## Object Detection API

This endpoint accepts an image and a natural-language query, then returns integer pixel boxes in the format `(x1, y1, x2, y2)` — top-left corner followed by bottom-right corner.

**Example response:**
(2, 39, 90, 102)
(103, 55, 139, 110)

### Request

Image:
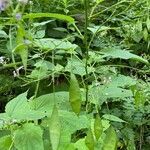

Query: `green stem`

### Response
(52, 50, 56, 104)
(73, 23, 84, 39)
(9, 26, 17, 71)
(84, 0, 89, 106)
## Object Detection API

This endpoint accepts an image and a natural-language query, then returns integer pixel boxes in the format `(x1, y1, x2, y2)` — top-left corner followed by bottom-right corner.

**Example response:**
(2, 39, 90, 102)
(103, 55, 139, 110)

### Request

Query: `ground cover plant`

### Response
(0, 0, 150, 150)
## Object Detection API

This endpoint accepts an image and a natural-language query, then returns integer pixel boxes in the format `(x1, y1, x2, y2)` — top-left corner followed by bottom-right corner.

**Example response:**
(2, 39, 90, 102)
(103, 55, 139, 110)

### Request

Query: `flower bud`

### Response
(0, 0, 9, 12)
(15, 13, 22, 20)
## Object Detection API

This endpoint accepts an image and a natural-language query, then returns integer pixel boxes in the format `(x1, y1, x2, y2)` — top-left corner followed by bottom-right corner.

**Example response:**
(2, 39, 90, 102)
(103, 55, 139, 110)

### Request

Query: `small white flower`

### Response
(13, 66, 24, 77)
(0, 56, 5, 64)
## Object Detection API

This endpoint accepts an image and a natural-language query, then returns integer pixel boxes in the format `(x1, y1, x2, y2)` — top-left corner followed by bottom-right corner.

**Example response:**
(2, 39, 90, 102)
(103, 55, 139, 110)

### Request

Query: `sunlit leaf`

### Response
(100, 47, 149, 64)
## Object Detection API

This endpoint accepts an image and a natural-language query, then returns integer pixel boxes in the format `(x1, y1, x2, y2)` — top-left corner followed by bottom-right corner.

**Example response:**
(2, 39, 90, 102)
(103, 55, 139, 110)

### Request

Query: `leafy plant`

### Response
(0, 0, 149, 150)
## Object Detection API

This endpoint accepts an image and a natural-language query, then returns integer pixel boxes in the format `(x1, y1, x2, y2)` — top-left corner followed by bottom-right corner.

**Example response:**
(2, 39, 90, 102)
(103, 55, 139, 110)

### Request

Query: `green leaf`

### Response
(85, 129, 95, 150)
(74, 139, 88, 150)
(49, 105, 61, 150)
(30, 92, 71, 115)
(23, 13, 74, 23)
(0, 135, 12, 150)
(69, 73, 81, 115)
(34, 38, 77, 51)
(13, 123, 44, 150)
(5, 92, 45, 120)
(100, 47, 149, 64)
(65, 57, 86, 76)
(60, 111, 89, 134)
(102, 114, 126, 123)
(94, 115, 103, 140)
(5, 92, 28, 117)
(102, 126, 117, 150)
(108, 74, 136, 87)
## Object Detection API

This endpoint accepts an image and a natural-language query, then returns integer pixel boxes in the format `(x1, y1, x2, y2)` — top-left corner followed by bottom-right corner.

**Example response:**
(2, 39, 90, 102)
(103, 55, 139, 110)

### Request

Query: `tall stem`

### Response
(84, 0, 89, 106)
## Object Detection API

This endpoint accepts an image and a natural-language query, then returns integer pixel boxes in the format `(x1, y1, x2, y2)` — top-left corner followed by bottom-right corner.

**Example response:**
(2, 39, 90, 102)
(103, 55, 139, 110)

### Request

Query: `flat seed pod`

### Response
(49, 105, 61, 150)
(94, 114, 103, 140)
(85, 129, 95, 150)
(69, 73, 81, 115)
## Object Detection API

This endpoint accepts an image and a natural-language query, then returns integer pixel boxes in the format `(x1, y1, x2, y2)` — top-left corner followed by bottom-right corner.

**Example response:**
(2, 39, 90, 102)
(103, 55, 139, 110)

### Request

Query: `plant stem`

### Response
(9, 26, 17, 71)
(84, 0, 89, 106)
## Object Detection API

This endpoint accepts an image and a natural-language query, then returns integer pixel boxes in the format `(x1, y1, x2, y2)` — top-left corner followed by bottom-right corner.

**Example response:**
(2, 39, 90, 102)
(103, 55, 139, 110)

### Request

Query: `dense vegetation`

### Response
(0, 0, 150, 149)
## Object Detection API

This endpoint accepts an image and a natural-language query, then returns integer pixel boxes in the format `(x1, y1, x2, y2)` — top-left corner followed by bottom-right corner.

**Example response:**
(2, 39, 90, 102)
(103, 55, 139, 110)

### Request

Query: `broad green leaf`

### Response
(100, 47, 149, 64)
(23, 13, 74, 23)
(94, 115, 103, 140)
(5, 92, 28, 117)
(30, 92, 71, 115)
(85, 129, 95, 150)
(89, 85, 133, 105)
(34, 38, 77, 51)
(60, 111, 89, 134)
(5, 92, 45, 120)
(108, 74, 136, 87)
(102, 114, 126, 123)
(49, 105, 61, 150)
(58, 111, 89, 149)
(0, 135, 12, 150)
(102, 126, 117, 150)
(69, 73, 81, 115)
(65, 57, 86, 76)
(13, 123, 44, 150)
